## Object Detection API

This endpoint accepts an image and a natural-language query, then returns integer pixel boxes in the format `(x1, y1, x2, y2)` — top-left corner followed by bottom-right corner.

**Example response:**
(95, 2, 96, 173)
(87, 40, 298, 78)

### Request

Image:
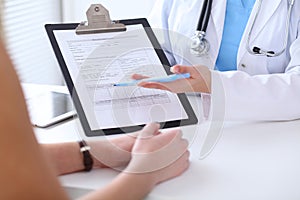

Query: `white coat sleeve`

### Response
(210, 35, 300, 121)
(148, 0, 176, 66)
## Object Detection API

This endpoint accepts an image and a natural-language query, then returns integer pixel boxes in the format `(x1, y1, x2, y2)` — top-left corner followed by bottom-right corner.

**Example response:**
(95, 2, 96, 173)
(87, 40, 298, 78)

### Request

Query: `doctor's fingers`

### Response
(172, 65, 211, 93)
(131, 74, 149, 80)
(132, 65, 201, 81)
(138, 78, 196, 93)
(171, 65, 207, 77)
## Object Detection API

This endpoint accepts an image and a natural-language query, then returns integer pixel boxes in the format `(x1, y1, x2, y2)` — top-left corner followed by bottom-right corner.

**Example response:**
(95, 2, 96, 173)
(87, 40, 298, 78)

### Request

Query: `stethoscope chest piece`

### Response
(190, 31, 210, 56)
(190, 0, 213, 56)
(190, 0, 294, 58)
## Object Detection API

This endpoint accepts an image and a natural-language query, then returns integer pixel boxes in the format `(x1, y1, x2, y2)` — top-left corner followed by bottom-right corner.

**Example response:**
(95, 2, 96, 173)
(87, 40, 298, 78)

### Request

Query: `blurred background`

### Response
(0, 0, 156, 85)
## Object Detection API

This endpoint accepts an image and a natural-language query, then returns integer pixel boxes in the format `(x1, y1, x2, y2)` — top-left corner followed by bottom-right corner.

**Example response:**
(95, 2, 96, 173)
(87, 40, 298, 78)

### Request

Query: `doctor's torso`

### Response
(150, 0, 300, 75)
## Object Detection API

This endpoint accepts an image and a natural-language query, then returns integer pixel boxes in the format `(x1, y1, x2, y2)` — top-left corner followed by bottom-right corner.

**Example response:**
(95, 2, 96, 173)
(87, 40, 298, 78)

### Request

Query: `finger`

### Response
(153, 130, 162, 136)
(129, 126, 161, 139)
(171, 65, 200, 77)
(170, 65, 182, 73)
(131, 74, 149, 80)
(178, 138, 189, 150)
(157, 150, 190, 183)
(139, 79, 194, 93)
(183, 150, 190, 160)
(138, 82, 172, 91)
(157, 128, 183, 147)
(177, 151, 190, 173)
(138, 122, 160, 139)
(170, 129, 186, 147)
(165, 127, 183, 139)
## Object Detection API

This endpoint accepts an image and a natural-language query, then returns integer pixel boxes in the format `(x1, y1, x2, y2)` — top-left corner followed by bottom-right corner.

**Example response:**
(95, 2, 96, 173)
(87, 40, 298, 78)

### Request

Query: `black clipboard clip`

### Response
(75, 4, 126, 35)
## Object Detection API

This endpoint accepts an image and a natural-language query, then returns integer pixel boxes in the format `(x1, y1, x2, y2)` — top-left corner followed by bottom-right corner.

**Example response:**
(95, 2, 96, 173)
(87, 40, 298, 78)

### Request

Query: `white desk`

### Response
(35, 119, 300, 200)
(30, 85, 300, 200)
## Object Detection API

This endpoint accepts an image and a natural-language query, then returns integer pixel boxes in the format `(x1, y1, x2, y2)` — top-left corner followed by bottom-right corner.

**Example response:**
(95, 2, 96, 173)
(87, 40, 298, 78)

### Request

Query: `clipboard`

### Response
(45, 4, 198, 136)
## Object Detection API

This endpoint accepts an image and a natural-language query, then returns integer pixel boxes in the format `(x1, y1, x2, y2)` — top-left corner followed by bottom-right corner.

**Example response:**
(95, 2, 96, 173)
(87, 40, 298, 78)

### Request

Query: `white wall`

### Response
(62, 0, 156, 22)
(2, 0, 63, 84)
(2, 0, 157, 84)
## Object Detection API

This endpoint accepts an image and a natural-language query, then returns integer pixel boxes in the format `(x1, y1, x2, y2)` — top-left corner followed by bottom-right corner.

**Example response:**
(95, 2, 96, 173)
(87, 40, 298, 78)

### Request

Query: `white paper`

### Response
(54, 25, 188, 130)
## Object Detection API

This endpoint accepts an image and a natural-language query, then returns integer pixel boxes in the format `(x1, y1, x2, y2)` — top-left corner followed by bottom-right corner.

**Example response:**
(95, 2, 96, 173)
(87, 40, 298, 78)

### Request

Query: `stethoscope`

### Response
(190, 0, 295, 57)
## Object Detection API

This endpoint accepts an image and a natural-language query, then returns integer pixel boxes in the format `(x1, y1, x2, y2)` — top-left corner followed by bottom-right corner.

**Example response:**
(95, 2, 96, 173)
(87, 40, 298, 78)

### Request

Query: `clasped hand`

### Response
(90, 123, 190, 186)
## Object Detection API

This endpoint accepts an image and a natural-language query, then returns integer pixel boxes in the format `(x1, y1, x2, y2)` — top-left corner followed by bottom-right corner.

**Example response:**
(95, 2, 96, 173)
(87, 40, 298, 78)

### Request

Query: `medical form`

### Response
(53, 24, 190, 130)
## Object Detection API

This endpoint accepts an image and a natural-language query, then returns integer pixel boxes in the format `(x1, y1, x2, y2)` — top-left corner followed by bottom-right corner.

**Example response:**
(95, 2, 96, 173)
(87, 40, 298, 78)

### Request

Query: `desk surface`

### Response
(30, 85, 300, 200)
(35, 119, 300, 200)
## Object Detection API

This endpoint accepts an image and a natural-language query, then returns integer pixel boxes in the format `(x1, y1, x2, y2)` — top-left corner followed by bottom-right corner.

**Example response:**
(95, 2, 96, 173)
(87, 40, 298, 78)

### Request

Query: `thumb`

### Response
(138, 122, 160, 139)
(170, 65, 190, 74)
(171, 65, 199, 77)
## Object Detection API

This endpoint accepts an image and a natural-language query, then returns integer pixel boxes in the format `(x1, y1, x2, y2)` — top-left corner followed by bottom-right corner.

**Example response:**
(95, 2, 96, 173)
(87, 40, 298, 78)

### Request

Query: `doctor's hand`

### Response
(132, 65, 211, 94)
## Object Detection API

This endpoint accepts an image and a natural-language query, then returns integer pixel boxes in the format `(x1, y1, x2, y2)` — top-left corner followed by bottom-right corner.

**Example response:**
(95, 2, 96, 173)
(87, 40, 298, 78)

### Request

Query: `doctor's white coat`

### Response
(149, 0, 300, 121)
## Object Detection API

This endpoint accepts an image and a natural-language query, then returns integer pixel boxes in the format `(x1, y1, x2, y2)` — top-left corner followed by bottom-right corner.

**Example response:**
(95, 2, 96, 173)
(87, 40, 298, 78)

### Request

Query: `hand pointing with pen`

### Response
(132, 65, 212, 94)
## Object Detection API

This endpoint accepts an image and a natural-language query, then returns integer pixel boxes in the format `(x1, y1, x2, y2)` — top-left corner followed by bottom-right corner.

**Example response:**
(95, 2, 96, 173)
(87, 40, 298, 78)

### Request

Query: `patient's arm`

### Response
(42, 134, 136, 175)
(0, 40, 69, 200)
(0, 39, 189, 200)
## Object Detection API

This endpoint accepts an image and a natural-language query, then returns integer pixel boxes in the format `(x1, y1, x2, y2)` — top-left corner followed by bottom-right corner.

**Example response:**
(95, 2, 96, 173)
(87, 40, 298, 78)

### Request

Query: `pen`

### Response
(113, 73, 190, 86)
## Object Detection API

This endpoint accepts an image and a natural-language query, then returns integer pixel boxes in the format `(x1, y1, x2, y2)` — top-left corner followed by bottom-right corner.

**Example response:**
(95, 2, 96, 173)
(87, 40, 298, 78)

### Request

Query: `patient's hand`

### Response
(125, 123, 190, 186)
(88, 133, 137, 170)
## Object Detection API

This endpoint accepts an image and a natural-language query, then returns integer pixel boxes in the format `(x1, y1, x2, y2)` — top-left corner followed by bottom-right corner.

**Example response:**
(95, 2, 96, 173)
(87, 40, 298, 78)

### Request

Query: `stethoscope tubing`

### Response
(197, 0, 213, 32)
(192, 0, 295, 57)
(246, 0, 294, 57)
